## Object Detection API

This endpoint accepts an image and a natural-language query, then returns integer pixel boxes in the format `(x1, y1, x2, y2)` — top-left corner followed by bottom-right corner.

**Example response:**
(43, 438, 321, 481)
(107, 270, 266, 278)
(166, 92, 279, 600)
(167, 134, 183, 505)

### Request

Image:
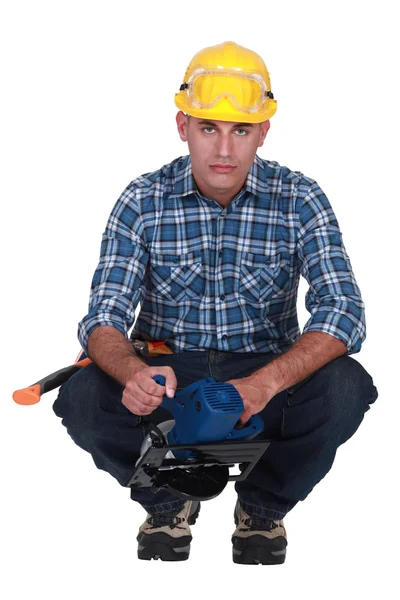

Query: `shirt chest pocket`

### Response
(239, 253, 292, 303)
(148, 252, 205, 302)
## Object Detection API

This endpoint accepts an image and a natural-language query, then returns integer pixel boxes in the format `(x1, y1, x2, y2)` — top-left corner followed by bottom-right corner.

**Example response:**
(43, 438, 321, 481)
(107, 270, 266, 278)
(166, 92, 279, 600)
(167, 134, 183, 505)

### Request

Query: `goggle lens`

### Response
(183, 70, 269, 113)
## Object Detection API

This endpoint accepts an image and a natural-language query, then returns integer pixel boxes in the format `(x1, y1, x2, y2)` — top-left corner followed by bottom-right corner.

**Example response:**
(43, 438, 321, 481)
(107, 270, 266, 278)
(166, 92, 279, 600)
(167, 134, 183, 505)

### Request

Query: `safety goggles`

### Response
(179, 68, 274, 114)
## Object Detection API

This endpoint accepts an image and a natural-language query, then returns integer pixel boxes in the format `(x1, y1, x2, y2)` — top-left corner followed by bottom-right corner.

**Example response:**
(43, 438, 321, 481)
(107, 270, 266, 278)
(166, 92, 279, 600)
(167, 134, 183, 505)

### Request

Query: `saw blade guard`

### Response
(135, 420, 176, 467)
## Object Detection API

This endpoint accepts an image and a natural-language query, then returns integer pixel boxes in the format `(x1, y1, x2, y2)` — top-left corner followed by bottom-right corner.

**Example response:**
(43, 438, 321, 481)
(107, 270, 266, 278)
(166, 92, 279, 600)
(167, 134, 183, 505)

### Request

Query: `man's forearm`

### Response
(250, 331, 347, 395)
(87, 326, 146, 386)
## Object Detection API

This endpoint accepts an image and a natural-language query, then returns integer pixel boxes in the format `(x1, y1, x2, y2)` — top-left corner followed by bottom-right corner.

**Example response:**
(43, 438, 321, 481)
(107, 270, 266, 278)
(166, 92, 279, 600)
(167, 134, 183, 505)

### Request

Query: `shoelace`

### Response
(240, 516, 279, 532)
(147, 515, 185, 530)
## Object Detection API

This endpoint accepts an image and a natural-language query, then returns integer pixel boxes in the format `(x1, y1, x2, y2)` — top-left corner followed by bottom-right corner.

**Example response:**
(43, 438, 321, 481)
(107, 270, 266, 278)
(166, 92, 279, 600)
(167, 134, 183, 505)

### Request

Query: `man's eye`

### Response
(235, 129, 247, 136)
(203, 127, 216, 134)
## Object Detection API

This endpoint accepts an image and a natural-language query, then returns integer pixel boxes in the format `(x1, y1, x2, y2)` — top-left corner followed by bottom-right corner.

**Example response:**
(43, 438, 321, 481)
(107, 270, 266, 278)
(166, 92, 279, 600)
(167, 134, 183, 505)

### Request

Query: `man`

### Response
(53, 41, 378, 565)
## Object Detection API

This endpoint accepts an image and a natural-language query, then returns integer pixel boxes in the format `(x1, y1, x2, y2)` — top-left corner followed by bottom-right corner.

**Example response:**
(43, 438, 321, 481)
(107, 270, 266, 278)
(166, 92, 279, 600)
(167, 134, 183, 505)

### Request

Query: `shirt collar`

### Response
(243, 154, 270, 199)
(170, 156, 198, 198)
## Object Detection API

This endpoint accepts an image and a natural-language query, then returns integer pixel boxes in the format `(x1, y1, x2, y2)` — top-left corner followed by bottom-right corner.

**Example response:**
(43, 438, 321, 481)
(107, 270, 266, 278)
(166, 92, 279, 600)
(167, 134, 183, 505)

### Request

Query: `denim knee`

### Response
(285, 355, 377, 441)
(312, 355, 378, 439)
(53, 363, 142, 479)
(53, 362, 124, 428)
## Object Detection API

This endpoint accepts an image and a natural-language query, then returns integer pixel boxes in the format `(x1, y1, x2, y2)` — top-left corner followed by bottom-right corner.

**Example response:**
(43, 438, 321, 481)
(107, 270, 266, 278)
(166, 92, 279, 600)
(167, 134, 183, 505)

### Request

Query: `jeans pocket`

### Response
(286, 373, 316, 405)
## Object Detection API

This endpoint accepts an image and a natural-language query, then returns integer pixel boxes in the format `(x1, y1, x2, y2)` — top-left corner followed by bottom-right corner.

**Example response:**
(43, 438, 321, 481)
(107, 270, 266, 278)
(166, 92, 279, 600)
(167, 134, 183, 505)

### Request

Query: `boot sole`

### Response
(137, 532, 192, 561)
(137, 502, 201, 561)
(232, 535, 287, 565)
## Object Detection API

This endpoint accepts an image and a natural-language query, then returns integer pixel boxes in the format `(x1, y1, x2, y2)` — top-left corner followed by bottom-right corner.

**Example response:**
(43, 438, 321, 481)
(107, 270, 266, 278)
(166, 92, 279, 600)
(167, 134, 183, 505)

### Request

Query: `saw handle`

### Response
(153, 374, 179, 414)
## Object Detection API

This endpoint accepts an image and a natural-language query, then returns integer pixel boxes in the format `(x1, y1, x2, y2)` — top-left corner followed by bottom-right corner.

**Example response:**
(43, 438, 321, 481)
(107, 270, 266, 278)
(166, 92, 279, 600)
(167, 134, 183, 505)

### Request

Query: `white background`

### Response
(1, 1, 398, 598)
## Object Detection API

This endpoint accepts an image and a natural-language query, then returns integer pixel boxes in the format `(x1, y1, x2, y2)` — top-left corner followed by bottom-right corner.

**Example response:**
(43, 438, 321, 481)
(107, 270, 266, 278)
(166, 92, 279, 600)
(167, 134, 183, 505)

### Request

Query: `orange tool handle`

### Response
(12, 357, 92, 405)
(146, 341, 173, 355)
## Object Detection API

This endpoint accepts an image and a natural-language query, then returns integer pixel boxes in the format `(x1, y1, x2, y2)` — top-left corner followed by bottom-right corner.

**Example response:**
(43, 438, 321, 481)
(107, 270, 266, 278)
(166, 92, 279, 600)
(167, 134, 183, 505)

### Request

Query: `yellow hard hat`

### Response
(175, 41, 277, 123)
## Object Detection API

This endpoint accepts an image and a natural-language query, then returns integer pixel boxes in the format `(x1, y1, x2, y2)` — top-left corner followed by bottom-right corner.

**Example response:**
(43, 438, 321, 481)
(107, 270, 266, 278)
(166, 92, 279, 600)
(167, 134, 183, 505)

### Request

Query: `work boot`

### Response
(232, 500, 287, 565)
(137, 500, 200, 561)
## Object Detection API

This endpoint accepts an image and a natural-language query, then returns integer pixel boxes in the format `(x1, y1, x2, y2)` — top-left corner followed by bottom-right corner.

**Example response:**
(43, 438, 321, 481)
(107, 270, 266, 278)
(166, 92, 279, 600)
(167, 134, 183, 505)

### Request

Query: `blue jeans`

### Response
(53, 350, 377, 519)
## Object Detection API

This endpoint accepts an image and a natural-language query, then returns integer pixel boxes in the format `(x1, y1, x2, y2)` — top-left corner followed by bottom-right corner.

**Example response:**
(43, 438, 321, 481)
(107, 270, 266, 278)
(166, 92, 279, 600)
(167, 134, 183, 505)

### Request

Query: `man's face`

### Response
(176, 112, 270, 205)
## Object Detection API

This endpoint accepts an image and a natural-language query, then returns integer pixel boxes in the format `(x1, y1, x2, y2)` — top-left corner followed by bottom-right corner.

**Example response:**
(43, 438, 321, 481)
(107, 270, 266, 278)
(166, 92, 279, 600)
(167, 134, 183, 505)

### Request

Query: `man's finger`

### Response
(164, 370, 177, 397)
(137, 377, 165, 397)
(165, 385, 176, 398)
(239, 408, 252, 426)
(122, 392, 162, 416)
(124, 383, 163, 409)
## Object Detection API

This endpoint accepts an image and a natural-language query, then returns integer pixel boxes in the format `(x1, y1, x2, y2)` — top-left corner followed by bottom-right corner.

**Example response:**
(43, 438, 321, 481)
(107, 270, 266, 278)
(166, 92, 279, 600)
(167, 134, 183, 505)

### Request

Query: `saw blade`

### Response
(154, 464, 230, 500)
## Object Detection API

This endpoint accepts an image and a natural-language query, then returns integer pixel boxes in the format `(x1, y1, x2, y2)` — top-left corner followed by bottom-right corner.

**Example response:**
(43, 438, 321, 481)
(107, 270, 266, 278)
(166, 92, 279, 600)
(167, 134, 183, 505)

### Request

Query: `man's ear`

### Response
(258, 120, 270, 147)
(176, 111, 189, 142)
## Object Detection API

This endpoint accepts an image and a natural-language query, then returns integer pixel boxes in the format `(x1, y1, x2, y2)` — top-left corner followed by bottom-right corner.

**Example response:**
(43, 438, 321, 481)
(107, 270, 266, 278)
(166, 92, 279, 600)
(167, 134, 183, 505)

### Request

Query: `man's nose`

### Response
(215, 133, 233, 158)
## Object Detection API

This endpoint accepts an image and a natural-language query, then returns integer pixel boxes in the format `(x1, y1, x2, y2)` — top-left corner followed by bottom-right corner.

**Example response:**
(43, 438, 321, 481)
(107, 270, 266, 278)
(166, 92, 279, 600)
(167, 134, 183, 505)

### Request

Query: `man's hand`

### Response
(227, 374, 277, 426)
(122, 365, 177, 416)
(227, 332, 348, 425)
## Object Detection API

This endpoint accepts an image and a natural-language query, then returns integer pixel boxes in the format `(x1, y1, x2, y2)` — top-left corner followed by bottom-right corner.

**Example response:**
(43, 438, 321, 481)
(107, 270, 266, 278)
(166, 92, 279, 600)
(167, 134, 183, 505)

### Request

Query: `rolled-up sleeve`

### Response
(297, 181, 366, 354)
(78, 187, 149, 355)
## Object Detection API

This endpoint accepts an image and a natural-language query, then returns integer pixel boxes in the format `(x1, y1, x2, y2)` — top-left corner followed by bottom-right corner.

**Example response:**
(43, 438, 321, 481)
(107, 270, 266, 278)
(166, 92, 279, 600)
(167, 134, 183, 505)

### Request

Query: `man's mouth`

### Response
(210, 164, 237, 173)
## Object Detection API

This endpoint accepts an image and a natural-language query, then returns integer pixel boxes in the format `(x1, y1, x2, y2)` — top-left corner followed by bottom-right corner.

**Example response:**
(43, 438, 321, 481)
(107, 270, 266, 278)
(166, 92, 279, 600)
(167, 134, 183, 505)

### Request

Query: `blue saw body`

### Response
(153, 375, 264, 447)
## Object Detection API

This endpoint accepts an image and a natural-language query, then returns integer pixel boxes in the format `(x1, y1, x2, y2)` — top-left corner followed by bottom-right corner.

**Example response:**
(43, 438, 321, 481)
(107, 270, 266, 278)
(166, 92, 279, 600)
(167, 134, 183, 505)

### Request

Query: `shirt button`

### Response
(220, 294, 225, 301)
(221, 334, 227, 341)
(218, 251, 223, 257)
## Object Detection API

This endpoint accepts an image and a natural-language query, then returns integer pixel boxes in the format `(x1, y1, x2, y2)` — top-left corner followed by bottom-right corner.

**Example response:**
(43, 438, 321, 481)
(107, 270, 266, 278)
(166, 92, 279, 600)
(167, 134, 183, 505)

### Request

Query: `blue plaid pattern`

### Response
(78, 154, 365, 355)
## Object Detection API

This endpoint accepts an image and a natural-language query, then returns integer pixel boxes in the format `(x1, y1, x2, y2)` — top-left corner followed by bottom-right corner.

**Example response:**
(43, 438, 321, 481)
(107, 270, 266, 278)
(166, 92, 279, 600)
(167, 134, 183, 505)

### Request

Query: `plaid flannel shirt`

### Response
(78, 154, 366, 355)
